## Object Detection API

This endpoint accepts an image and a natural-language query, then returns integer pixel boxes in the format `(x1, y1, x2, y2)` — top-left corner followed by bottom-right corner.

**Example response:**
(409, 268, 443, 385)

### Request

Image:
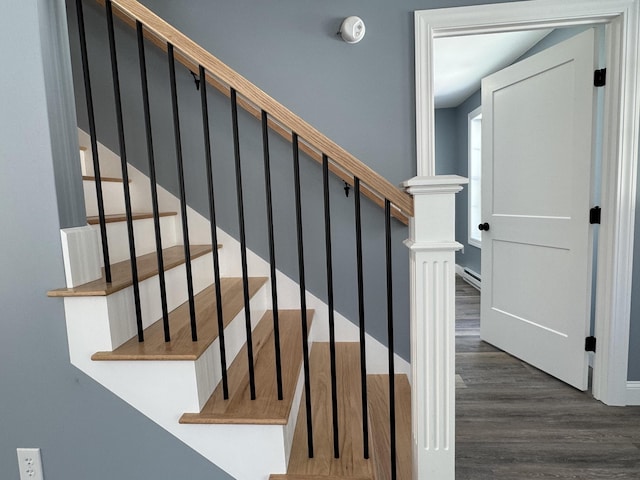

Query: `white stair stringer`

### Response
(62, 131, 411, 479)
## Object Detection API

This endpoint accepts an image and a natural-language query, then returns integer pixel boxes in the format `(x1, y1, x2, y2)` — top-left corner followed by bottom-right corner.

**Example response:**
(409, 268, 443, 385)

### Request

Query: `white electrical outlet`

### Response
(16, 448, 44, 480)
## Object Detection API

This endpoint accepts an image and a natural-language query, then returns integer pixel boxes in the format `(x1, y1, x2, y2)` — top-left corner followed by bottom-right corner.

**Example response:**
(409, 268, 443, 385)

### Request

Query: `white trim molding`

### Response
(456, 265, 481, 291)
(403, 175, 467, 479)
(60, 226, 101, 287)
(627, 381, 640, 405)
(415, 0, 640, 407)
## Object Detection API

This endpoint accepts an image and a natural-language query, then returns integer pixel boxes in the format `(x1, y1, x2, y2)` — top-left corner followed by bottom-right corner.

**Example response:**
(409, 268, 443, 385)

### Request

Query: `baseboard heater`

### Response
(462, 268, 481, 291)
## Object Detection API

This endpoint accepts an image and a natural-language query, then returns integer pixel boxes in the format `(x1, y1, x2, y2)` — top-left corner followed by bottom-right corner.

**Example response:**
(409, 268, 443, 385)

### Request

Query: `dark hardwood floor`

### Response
(455, 276, 640, 479)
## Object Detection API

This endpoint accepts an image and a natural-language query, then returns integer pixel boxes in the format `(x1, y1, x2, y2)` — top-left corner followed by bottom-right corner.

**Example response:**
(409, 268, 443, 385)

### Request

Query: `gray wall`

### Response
(0, 1, 233, 478)
(434, 108, 458, 175)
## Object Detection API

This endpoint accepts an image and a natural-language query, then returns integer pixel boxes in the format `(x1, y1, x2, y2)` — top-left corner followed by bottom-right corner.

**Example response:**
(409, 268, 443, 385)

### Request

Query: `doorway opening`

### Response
(416, 0, 640, 407)
(438, 26, 603, 392)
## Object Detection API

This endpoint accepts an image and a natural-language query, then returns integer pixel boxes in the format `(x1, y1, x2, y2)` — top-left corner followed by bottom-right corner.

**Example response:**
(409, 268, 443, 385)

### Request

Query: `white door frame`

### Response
(415, 0, 640, 406)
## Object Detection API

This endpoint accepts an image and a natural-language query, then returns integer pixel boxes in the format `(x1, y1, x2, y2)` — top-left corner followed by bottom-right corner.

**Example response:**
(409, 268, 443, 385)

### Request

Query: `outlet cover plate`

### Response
(17, 448, 44, 480)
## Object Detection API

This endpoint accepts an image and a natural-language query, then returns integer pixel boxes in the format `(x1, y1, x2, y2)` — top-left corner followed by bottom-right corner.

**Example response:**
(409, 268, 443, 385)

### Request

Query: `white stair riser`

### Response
(193, 284, 268, 409)
(103, 252, 215, 349)
(64, 279, 268, 412)
(64, 295, 203, 411)
(94, 216, 177, 265)
(83, 180, 127, 217)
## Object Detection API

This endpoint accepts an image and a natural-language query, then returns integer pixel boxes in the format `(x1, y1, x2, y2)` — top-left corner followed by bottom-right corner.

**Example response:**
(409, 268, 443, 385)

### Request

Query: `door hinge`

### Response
(594, 68, 606, 87)
(585, 336, 597, 352)
(590, 206, 601, 224)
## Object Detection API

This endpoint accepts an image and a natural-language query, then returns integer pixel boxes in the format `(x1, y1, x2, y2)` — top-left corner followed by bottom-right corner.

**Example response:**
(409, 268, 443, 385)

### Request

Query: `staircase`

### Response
(49, 1, 419, 478)
(50, 134, 411, 479)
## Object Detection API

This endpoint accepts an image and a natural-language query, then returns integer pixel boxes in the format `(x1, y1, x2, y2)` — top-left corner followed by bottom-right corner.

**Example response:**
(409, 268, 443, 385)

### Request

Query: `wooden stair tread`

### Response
(47, 244, 214, 297)
(180, 309, 312, 425)
(87, 211, 177, 224)
(285, 343, 373, 478)
(82, 175, 130, 183)
(92, 277, 267, 361)
(367, 374, 412, 480)
(270, 476, 371, 480)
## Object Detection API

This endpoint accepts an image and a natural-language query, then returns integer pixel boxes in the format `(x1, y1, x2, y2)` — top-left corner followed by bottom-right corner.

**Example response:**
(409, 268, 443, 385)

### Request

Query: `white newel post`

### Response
(403, 175, 467, 480)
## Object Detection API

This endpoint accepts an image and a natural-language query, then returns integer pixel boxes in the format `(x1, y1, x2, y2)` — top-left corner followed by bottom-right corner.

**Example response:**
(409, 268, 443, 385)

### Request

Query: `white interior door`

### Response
(480, 29, 597, 391)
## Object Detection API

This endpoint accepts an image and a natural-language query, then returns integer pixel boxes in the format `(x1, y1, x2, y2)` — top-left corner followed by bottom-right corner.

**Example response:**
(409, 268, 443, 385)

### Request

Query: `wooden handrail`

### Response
(100, 0, 413, 222)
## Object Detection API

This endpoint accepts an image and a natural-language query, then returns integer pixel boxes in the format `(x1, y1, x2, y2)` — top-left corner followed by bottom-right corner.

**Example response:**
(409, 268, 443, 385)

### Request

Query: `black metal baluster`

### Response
(75, 0, 112, 283)
(230, 89, 256, 400)
(105, 0, 143, 341)
(200, 65, 229, 399)
(292, 133, 314, 458)
(385, 199, 397, 480)
(322, 154, 340, 459)
(168, 44, 197, 341)
(261, 110, 283, 401)
(354, 178, 370, 459)
(136, 21, 170, 341)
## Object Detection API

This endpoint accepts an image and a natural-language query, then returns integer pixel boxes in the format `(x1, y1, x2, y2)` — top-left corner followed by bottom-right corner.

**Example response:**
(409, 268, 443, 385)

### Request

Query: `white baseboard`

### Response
(455, 264, 481, 291)
(626, 381, 640, 405)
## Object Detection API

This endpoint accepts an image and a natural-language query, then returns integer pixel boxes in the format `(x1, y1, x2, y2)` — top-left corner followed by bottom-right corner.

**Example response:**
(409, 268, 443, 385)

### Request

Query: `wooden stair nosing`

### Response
(270, 476, 372, 480)
(179, 309, 313, 426)
(86, 211, 177, 225)
(82, 175, 130, 183)
(47, 244, 215, 297)
(367, 374, 412, 480)
(91, 276, 268, 361)
(284, 342, 374, 478)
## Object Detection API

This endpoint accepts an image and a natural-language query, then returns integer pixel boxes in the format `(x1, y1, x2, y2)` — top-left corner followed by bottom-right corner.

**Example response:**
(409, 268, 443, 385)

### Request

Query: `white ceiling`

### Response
(433, 29, 552, 108)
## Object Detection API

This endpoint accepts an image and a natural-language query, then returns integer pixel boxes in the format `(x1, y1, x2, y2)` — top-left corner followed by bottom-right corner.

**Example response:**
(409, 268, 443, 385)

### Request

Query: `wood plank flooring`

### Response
(455, 276, 640, 479)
